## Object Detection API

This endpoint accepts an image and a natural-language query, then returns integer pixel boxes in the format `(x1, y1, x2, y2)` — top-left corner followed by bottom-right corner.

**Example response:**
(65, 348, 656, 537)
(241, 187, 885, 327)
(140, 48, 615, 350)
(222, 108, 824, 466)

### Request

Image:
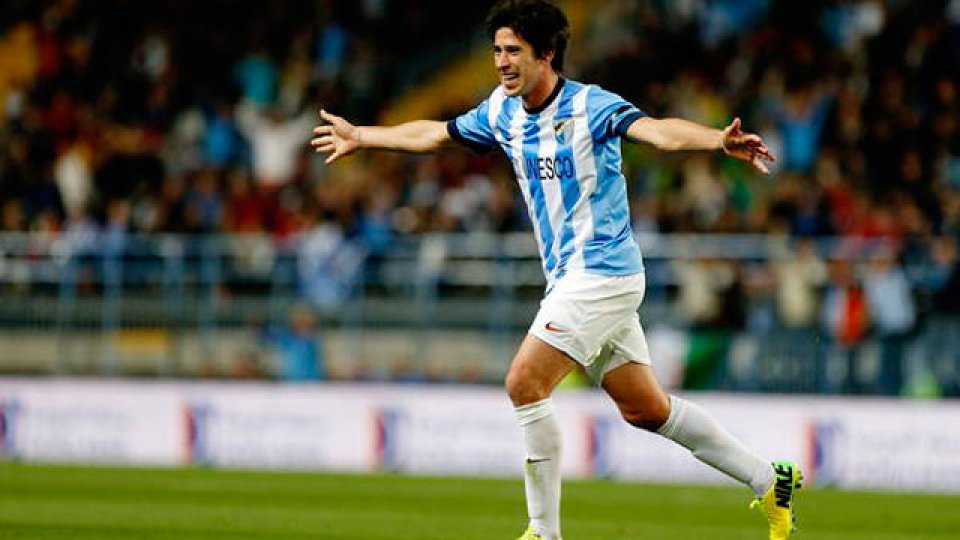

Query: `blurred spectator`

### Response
(162, 107, 205, 174)
(262, 303, 325, 382)
(297, 211, 366, 310)
(862, 245, 916, 395)
(678, 154, 728, 231)
(53, 136, 93, 218)
(820, 260, 870, 393)
(765, 82, 834, 174)
(202, 102, 245, 169)
(0, 136, 34, 210)
(820, 0, 885, 53)
(926, 236, 960, 396)
(234, 44, 278, 107)
(676, 258, 744, 389)
(24, 168, 65, 228)
(773, 238, 828, 328)
(183, 170, 224, 233)
(278, 31, 313, 116)
(698, 0, 771, 48)
(932, 237, 960, 314)
(102, 198, 130, 251)
(314, 7, 348, 84)
(61, 205, 97, 256)
(1, 200, 26, 232)
(223, 168, 270, 233)
(235, 102, 313, 190)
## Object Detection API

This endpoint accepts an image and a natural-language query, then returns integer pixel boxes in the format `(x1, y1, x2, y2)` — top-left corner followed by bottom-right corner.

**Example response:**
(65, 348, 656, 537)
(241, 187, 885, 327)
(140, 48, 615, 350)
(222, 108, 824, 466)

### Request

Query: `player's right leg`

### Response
(601, 361, 801, 539)
(509, 270, 645, 540)
(505, 334, 577, 540)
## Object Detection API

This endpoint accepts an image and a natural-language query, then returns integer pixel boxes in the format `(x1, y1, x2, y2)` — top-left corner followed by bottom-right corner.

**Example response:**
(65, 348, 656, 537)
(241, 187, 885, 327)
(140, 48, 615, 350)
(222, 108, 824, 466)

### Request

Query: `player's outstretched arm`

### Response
(625, 116, 776, 174)
(310, 109, 451, 164)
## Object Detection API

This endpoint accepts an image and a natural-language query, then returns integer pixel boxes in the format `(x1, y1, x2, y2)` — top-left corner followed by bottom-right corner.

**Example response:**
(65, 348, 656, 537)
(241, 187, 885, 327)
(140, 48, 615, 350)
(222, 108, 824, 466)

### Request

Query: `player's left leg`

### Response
(601, 361, 801, 539)
(602, 362, 776, 493)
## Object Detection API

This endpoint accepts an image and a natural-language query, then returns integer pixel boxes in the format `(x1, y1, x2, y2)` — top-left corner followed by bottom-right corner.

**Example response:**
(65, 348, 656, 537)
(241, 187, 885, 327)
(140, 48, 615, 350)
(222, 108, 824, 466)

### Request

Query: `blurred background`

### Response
(1, 0, 959, 399)
(3, 6, 960, 536)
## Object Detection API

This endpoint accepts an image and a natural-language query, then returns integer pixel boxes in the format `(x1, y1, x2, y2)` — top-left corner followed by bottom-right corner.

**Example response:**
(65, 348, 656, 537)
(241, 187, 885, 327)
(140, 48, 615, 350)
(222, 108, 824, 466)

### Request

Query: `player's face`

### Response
(493, 27, 551, 98)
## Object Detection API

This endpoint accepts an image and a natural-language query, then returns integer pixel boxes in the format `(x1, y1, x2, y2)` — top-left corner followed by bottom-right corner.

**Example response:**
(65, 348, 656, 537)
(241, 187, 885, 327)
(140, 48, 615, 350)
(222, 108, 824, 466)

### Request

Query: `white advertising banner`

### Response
(0, 379, 958, 493)
(0, 381, 183, 465)
(378, 392, 524, 475)
(810, 401, 960, 492)
(375, 388, 594, 477)
(185, 385, 378, 471)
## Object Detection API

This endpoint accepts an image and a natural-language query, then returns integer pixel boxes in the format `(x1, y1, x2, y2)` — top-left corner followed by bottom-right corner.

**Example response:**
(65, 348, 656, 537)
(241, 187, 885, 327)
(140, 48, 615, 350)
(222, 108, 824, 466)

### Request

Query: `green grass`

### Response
(0, 463, 957, 539)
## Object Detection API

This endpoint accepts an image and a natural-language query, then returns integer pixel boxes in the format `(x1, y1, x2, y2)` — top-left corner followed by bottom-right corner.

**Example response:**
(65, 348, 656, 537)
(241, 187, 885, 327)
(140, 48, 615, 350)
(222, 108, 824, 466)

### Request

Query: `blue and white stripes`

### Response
(448, 79, 646, 287)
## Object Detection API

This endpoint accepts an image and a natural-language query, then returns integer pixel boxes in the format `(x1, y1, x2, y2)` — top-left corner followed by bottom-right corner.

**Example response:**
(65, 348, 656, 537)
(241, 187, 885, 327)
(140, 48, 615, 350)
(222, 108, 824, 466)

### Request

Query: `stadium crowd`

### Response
(1, 0, 960, 393)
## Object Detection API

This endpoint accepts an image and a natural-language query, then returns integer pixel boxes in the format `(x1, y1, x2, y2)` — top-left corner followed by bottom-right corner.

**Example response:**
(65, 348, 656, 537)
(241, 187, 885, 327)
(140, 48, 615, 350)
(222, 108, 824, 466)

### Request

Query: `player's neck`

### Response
(522, 71, 561, 113)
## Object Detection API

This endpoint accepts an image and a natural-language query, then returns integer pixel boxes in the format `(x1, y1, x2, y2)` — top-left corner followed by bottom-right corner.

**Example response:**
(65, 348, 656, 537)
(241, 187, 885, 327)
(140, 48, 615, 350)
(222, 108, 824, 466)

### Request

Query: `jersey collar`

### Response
(523, 77, 565, 115)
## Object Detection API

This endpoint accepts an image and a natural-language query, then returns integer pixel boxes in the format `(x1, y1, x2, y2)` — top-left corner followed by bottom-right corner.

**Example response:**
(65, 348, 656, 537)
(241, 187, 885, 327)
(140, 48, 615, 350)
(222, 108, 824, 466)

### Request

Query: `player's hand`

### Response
(311, 109, 360, 165)
(720, 118, 776, 175)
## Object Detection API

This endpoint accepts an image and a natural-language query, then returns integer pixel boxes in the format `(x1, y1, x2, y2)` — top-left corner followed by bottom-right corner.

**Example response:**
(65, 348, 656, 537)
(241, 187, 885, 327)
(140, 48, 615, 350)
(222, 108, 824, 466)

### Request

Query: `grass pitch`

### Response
(0, 463, 957, 539)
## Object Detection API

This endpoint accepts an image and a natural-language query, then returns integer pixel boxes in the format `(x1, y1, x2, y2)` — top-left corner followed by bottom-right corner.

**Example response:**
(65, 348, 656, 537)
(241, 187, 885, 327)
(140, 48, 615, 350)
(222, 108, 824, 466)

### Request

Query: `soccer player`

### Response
(310, 1, 801, 538)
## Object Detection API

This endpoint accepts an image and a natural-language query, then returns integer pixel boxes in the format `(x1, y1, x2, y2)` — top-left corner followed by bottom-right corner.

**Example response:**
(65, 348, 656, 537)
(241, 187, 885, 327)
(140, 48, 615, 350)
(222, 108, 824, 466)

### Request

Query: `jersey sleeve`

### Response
(586, 86, 646, 142)
(446, 99, 496, 154)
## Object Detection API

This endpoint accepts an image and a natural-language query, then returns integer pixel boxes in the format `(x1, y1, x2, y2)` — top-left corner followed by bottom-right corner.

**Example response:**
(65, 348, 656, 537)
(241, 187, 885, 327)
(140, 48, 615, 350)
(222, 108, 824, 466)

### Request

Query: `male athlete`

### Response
(310, 1, 801, 538)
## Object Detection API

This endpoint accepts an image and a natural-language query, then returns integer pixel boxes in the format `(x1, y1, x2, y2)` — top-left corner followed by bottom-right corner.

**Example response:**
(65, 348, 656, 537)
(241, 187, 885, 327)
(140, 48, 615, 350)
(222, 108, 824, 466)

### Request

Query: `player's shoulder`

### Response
(472, 85, 514, 118)
(557, 81, 630, 113)
(556, 78, 596, 101)
(562, 78, 587, 92)
(581, 83, 628, 106)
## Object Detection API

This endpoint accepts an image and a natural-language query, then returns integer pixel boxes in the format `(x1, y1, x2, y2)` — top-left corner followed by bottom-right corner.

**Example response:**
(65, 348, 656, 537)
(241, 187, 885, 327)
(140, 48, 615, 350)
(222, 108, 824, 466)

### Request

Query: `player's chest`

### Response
(497, 113, 590, 181)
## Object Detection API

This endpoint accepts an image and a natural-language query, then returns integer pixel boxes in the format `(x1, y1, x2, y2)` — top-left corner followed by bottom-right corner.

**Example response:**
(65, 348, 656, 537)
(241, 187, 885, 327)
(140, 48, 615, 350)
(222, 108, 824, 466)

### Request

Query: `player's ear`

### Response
(540, 49, 555, 67)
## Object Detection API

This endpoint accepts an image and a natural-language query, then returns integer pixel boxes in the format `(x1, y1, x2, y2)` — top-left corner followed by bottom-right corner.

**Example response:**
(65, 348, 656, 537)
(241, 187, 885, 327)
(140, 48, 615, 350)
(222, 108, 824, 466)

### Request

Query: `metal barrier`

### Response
(0, 231, 957, 396)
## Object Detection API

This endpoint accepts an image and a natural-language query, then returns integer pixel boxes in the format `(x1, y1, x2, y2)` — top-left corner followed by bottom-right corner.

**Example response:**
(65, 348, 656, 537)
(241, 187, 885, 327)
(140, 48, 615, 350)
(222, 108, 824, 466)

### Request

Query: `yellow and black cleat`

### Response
(752, 460, 803, 539)
(516, 524, 561, 540)
(516, 524, 544, 540)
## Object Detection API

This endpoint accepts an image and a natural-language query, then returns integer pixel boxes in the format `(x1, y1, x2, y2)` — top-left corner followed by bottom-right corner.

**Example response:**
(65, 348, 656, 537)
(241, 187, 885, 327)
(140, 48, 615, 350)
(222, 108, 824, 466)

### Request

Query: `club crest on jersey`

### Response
(554, 118, 574, 145)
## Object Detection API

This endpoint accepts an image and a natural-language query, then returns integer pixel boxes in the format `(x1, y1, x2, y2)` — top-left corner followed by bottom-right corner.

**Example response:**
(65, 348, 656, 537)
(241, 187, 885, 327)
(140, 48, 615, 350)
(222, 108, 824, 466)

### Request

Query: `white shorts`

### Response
(529, 271, 651, 384)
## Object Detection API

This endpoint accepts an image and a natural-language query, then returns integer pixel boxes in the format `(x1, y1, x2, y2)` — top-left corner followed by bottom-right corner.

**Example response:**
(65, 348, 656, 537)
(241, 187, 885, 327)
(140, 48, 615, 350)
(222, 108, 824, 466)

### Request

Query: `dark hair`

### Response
(486, 0, 570, 72)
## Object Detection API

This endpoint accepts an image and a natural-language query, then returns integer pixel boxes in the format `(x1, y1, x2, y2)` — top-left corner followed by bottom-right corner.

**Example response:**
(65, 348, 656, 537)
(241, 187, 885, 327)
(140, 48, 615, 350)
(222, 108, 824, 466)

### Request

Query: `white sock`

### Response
(515, 399, 562, 540)
(656, 395, 775, 497)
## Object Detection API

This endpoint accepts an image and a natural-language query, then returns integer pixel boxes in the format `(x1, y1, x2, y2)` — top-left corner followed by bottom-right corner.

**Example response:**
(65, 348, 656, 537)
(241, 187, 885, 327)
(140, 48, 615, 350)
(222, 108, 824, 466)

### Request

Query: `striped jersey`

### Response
(447, 78, 646, 287)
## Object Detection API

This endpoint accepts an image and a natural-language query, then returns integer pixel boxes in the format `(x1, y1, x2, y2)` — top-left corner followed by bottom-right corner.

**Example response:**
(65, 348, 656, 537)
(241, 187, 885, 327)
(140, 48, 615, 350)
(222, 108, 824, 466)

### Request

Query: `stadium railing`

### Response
(0, 231, 957, 396)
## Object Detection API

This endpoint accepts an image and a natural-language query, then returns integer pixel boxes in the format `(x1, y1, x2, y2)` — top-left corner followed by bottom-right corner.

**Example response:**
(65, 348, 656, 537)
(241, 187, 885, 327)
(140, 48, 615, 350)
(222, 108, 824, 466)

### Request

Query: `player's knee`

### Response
(620, 405, 669, 432)
(505, 371, 549, 406)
